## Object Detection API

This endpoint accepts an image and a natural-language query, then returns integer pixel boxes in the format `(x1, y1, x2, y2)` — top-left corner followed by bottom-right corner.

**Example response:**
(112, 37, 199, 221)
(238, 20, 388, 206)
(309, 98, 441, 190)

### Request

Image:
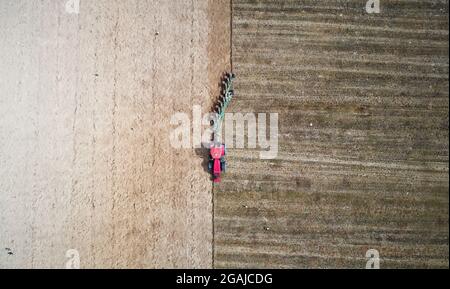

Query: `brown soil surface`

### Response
(214, 0, 449, 269)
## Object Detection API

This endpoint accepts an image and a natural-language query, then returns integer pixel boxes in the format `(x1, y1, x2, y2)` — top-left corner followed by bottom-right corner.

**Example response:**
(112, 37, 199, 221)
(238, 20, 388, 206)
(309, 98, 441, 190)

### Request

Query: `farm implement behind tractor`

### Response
(208, 72, 235, 183)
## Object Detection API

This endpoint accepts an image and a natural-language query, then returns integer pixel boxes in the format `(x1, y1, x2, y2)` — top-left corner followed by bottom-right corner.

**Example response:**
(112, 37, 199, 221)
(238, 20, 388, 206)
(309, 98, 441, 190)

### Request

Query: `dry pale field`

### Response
(0, 0, 230, 268)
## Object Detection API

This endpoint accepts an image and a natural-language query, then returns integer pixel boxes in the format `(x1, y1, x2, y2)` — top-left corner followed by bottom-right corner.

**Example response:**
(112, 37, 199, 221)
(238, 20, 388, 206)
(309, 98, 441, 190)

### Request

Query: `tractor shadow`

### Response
(195, 147, 212, 179)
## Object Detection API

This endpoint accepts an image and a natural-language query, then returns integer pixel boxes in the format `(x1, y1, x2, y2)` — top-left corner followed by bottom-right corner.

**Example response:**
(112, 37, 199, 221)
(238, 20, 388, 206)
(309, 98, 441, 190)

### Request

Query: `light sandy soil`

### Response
(0, 0, 230, 268)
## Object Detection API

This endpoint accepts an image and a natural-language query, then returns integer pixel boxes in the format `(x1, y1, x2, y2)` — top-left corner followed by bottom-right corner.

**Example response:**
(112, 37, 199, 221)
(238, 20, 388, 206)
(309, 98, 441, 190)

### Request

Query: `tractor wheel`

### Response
(221, 161, 226, 173)
(208, 161, 213, 171)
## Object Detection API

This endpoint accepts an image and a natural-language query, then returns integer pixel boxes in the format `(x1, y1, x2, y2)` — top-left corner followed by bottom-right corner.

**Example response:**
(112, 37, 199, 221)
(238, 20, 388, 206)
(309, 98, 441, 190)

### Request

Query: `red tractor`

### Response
(208, 142, 226, 183)
(208, 72, 234, 183)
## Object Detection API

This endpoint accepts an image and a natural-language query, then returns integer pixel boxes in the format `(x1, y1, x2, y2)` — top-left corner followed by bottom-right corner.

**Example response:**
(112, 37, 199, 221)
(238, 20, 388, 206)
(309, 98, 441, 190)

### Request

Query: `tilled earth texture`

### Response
(213, 0, 449, 268)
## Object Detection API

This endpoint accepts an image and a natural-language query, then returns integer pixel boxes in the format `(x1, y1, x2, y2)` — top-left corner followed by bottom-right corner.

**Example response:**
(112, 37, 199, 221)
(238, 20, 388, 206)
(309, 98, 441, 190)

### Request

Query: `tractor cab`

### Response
(208, 142, 226, 183)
